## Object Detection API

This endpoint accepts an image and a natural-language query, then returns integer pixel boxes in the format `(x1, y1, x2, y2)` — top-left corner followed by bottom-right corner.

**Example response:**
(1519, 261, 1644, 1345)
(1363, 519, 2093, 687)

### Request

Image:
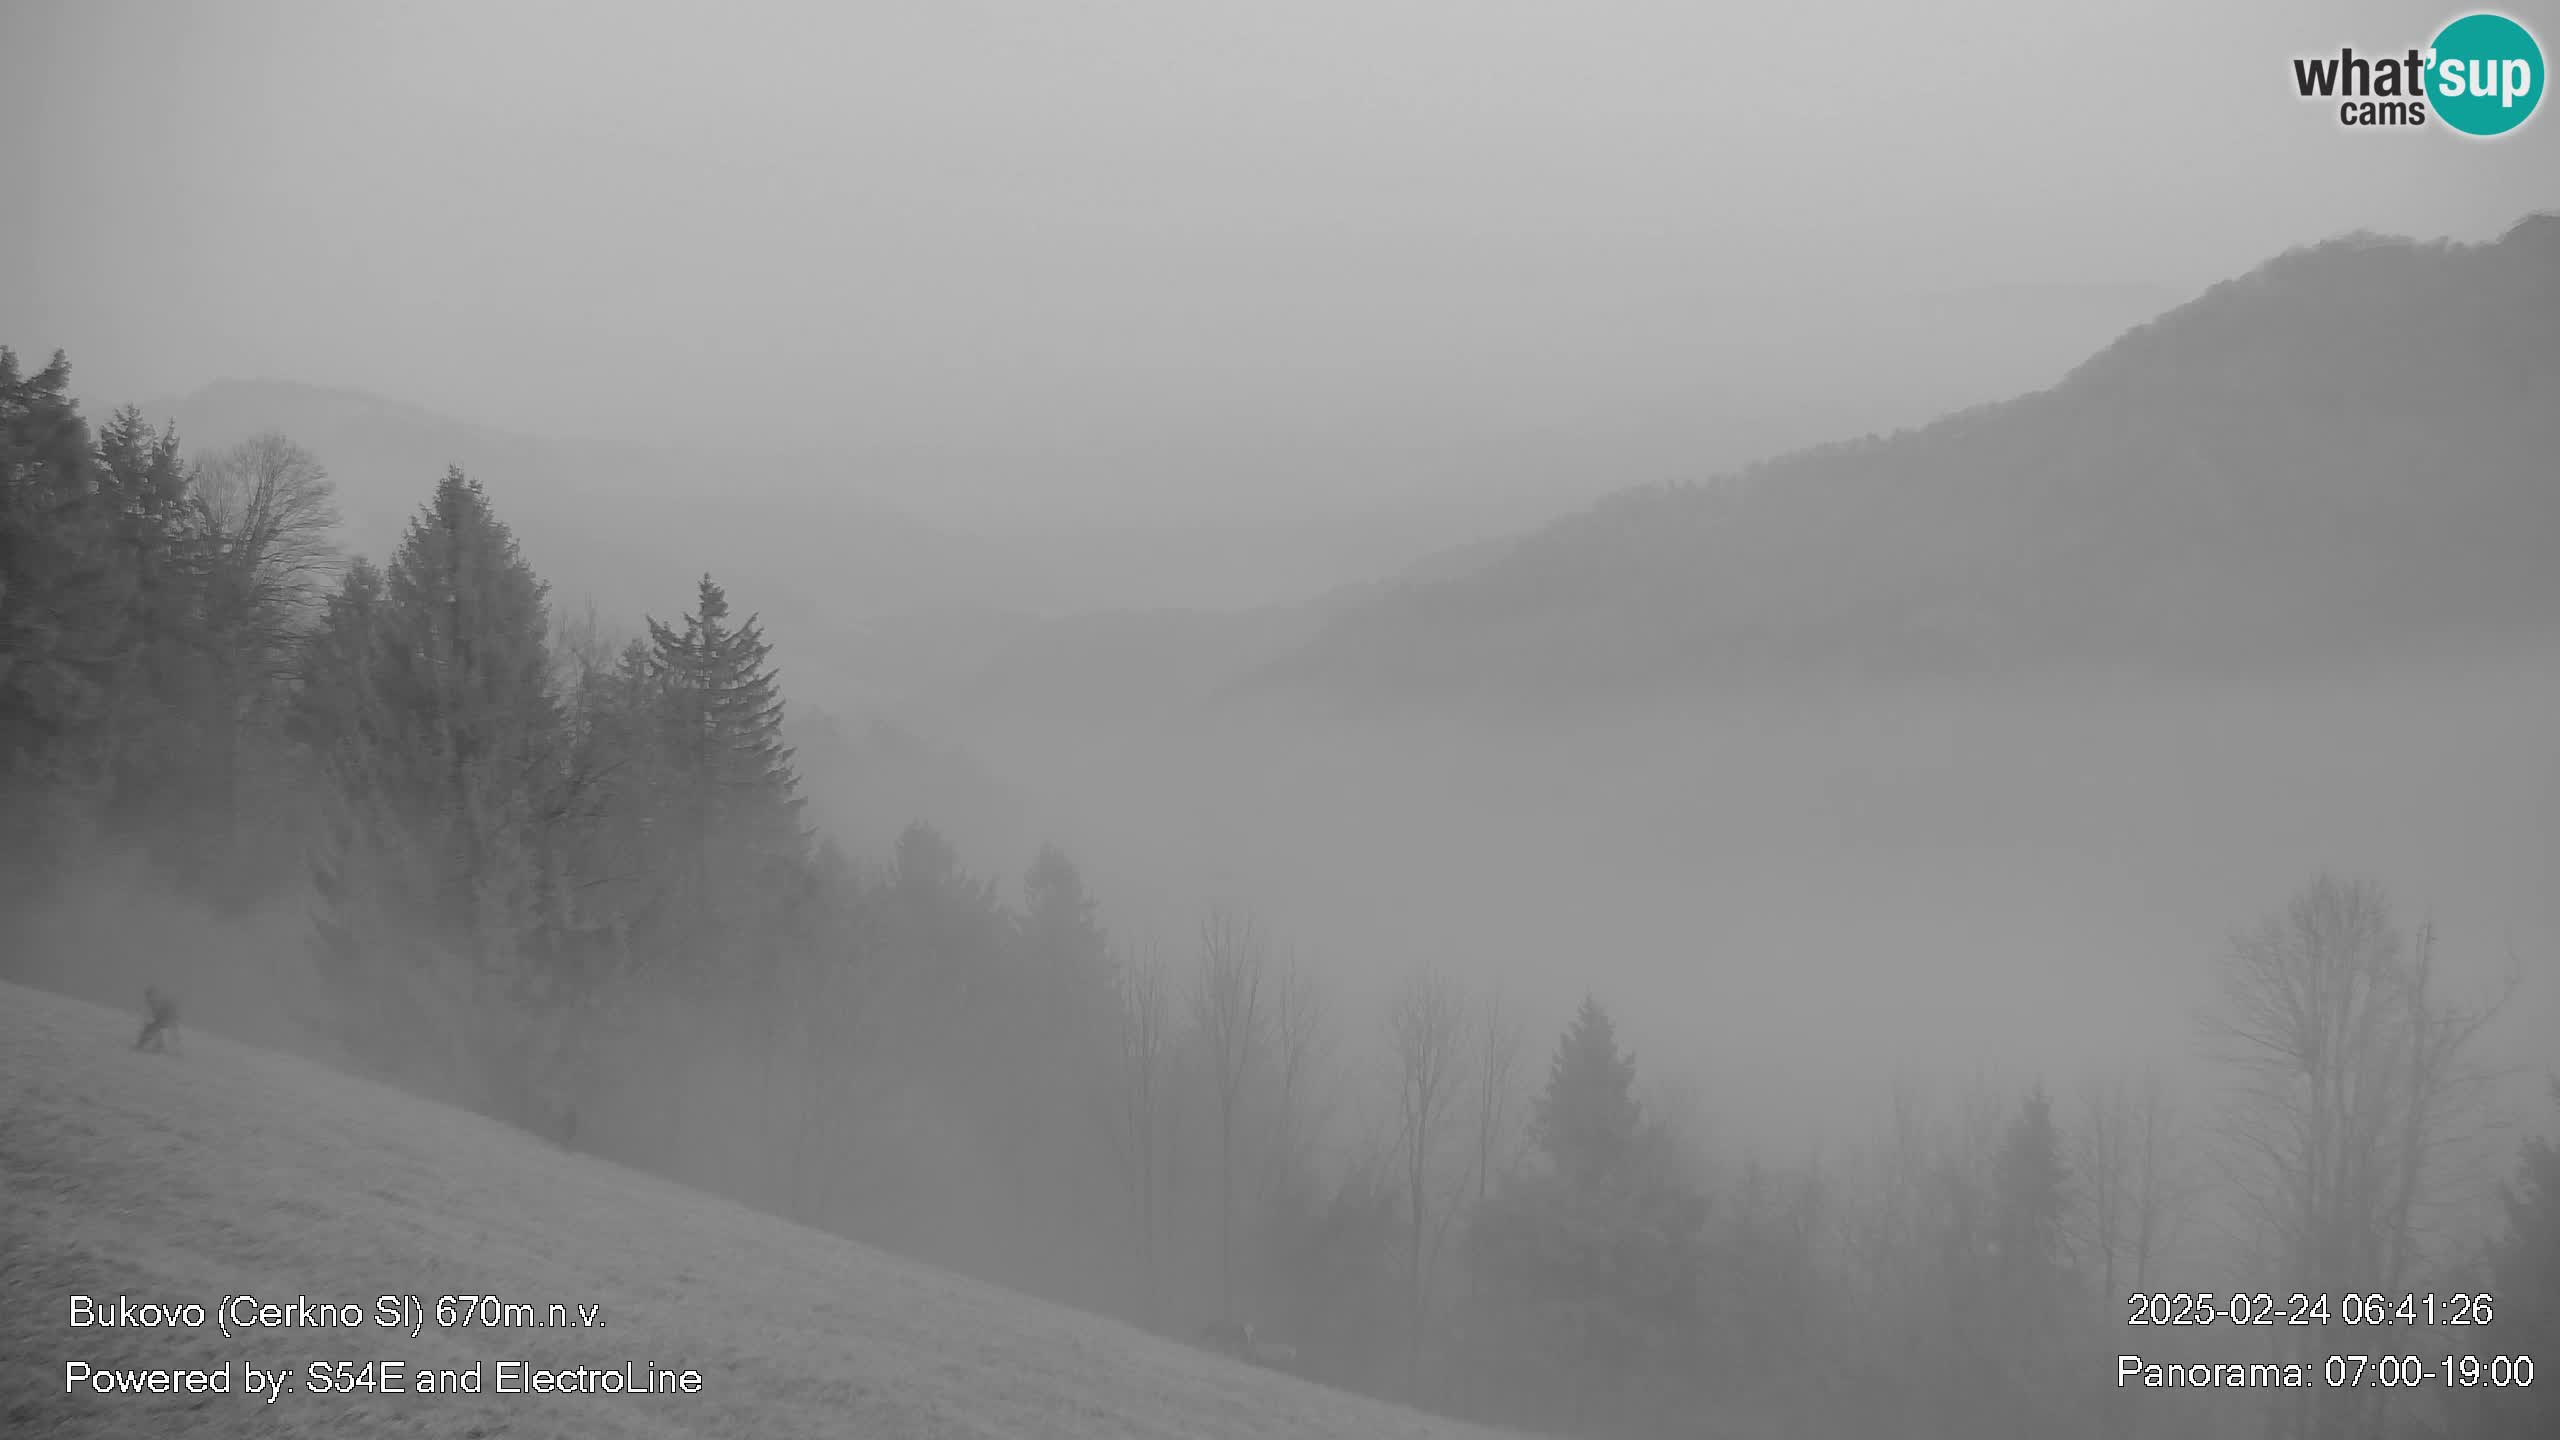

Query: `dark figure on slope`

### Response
(135, 986, 179, 1053)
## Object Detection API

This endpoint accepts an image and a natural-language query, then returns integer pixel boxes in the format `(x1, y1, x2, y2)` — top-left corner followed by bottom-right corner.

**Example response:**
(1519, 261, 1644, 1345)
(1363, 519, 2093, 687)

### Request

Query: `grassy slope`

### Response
(0, 980, 1507, 1440)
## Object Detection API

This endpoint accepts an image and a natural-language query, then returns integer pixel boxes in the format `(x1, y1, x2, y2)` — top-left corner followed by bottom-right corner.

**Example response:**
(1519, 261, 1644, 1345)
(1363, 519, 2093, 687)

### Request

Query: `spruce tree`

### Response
(1994, 1085, 2072, 1275)
(2455, 1084, 2559, 1438)
(0, 349, 126, 788)
(641, 573, 805, 966)
(1006, 844, 1115, 1238)
(374, 467, 557, 968)
(646, 574, 801, 835)
(303, 469, 561, 1100)
(1531, 995, 1643, 1191)
(71, 404, 204, 856)
(1021, 843, 1111, 1020)
(1471, 996, 1706, 1432)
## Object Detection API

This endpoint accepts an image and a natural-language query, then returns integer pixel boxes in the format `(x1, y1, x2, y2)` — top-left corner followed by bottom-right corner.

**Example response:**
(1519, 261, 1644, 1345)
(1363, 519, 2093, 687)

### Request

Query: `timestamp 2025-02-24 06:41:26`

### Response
(2126, 1291, 2497, 1330)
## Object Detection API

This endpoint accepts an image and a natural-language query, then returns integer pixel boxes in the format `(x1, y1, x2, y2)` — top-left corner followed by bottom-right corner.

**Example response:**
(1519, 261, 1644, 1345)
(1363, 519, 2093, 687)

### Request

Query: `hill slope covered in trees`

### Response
(1253, 215, 2560, 701)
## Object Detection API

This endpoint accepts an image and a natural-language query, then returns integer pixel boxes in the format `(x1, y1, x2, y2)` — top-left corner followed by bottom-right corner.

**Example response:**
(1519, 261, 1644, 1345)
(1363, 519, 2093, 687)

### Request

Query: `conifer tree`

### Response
(1469, 996, 1706, 1432)
(545, 633, 665, 973)
(1994, 1085, 2072, 1277)
(646, 575, 801, 828)
(0, 349, 126, 795)
(1975, 1085, 2084, 1434)
(86, 405, 201, 844)
(639, 573, 804, 971)
(303, 469, 561, 1101)
(2453, 1083, 2559, 1438)
(1532, 995, 1643, 1190)
(1020, 843, 1113, 1053)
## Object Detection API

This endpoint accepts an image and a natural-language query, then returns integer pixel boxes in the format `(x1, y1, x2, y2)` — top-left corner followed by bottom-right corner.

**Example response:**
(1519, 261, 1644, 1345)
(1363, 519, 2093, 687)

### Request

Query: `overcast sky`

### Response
(4, 0, 2554, 530)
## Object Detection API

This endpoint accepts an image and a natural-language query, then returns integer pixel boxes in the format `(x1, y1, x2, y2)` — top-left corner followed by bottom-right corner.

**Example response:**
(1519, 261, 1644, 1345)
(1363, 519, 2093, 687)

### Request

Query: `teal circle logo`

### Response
(2430, 13, 2544, 135)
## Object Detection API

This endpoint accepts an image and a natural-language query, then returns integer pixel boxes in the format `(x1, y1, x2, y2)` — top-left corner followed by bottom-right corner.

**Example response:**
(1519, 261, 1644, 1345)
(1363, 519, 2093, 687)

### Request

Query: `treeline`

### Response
(4, 344, 2555, 1439)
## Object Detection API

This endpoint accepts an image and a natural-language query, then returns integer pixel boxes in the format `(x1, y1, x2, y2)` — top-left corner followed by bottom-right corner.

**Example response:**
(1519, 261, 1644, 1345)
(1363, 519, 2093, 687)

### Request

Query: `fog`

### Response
(10, 1, 2553, 531)
(903, 656, 2560, 1138)
(5, 3, 2559, 1438)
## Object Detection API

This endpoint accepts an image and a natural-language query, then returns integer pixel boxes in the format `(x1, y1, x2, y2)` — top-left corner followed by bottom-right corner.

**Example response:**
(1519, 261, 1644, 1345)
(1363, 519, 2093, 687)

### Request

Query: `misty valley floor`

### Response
(0, 981, 1509, 1439)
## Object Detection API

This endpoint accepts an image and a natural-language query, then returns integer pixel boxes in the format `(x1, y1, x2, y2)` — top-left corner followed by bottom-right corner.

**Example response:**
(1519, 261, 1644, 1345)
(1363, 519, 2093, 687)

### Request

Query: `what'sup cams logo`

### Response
(2291, 11, 2544, 135)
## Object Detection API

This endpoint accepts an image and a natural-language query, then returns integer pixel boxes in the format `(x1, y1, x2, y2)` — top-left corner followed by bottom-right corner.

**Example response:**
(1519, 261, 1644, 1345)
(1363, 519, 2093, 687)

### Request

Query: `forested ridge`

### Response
(4, 341, 2556, 1440)
(1262, 216, 2560, 700)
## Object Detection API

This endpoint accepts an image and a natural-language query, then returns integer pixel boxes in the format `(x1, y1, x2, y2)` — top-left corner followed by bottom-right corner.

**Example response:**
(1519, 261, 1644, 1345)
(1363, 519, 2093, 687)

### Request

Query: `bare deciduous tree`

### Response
(1385, 963, 1468, 1400)
(2074, 1071, 2134, 1299)
(2076, 1066, 2196, 1440)
(550, 599, 630, 702)
(1112, 941, 1173, 1323)
(1261, 950, 1331, 1209)
(195, 430, 340, 655)
(192, 430, 339, 838)
(2125, 1067, 2193, 1294)
(1471, 980, 1524, 1209)
(1188, 905, 1267, 1328)
(2202, 875, 2513, 1440)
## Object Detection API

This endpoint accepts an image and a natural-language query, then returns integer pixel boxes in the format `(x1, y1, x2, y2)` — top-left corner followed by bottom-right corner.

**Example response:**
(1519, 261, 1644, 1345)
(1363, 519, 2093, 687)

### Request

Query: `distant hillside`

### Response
(136, 379, 1027, 698)
(1256, 215, 2560, 700)
(845, 532, 1522, 746)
